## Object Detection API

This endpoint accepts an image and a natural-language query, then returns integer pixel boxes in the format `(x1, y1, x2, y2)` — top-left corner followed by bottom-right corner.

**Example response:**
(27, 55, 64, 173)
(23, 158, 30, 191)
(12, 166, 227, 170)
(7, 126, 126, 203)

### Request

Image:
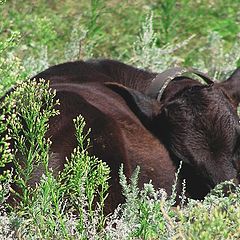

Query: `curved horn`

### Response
(146, 67, 214, 102)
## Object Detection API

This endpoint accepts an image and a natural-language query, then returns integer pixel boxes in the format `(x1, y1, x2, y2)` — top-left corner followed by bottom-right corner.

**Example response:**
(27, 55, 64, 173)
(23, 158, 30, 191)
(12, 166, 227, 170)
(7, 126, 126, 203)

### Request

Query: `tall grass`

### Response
(0, 0, 240, 239)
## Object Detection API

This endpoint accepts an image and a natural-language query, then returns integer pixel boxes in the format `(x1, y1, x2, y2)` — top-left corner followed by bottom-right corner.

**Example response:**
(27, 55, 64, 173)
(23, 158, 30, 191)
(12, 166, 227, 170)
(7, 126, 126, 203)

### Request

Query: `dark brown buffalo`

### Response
(3, 59, 240, 212)
(46, 82, 176, 213)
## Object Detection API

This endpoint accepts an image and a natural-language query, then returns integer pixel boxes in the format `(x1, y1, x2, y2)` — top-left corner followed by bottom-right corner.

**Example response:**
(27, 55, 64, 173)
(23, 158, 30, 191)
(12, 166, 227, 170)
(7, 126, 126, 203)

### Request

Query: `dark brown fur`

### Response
(2, 59, 240, 212)
(46, 82, 176, 212)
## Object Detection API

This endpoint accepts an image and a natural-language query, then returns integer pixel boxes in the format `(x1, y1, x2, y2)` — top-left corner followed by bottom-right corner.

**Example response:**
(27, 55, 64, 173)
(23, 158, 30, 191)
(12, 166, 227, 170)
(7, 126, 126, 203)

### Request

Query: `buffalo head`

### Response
(106, 67, 240, 199)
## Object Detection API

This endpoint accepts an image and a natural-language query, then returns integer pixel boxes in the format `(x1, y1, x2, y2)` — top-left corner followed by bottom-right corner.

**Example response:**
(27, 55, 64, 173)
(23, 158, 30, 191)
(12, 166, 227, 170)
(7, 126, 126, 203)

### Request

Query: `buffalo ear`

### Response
(219, 67, 240, 104)
(105, 82, 161, 125)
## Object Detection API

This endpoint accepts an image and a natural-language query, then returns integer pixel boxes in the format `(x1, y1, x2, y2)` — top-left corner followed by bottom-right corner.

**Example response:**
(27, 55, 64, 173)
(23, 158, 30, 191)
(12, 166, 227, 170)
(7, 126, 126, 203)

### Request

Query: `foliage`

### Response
(193, 31, 240, 80)
(104, 165, 174, 239)
(176, 181, 240, 239)
(104, 167, 240, 240)
(0, 0, 240, 239)
(131, 12, 195, 72)
(59, 116, 110, 237)
(0, 31, 26, 95)
(0, 80, 110, 239)
(0, 109, 12, 171)
(1, 79, 59, 207)
(1, 0, 239, 65)
(16, 114, 110, 239)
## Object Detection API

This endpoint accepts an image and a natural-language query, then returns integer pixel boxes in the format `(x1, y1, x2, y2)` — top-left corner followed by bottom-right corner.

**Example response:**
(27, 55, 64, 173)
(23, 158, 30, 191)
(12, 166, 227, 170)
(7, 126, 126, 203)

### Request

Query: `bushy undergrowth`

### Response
(0, 80, 110, 239)
(0, 0, 240, 239)
(1, 80, 239, 239)
(0, 81, 240, 239)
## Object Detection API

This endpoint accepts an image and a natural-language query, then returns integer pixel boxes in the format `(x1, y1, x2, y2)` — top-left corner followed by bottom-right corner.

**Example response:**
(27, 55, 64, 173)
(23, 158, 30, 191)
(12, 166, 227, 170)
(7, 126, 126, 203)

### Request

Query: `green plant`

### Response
(0, 80, 110, 239)
(1, 1, 240, 239)
(60, 115, 110, 237)
(177, 181, 240, 239)
(131, 12, 195, 72)
(2, 79, 59, 207)
(18, 115, 110, 239)
(104, 165, 177, 240)
(0, 111, 12, 172)
(0, 31, 27, 95)
(193, 31, 240, 80)
(153, 0, 178, 45)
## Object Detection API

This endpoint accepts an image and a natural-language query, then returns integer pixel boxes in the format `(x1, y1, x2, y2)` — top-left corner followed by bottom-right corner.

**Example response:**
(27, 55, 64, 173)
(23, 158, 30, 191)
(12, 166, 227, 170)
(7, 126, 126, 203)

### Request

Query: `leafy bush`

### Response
(193, 31, 240, 80)
(0, 0, 240, 239)
(130, 12, 195, 72)
(1, 79, 59, 207)
(0, 80, 110, 239)
(104, 167, 240, 240)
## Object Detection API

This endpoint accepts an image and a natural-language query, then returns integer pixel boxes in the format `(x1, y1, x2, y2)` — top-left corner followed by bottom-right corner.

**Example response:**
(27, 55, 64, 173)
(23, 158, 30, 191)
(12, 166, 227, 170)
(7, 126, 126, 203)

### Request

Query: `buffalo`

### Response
(2, 59, 240, 213)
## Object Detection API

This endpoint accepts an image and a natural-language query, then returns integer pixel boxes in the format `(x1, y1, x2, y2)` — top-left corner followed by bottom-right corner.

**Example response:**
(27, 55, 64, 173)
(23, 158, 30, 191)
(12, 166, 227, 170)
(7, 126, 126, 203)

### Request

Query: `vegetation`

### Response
(0, 0, 240, 239)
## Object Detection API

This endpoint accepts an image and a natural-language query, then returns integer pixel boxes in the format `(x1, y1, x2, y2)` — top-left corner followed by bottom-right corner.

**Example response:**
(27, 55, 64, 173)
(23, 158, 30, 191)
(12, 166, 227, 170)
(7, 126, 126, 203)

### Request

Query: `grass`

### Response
(1, 0, 239, 67)
(0, 0, 240, 239)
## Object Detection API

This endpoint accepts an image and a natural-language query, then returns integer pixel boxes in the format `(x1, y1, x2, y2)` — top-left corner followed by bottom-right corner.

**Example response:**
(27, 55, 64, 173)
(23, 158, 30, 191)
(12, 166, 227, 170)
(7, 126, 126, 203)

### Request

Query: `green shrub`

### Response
(0, 1, 240, 239)
(0, 79, 110, 239)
